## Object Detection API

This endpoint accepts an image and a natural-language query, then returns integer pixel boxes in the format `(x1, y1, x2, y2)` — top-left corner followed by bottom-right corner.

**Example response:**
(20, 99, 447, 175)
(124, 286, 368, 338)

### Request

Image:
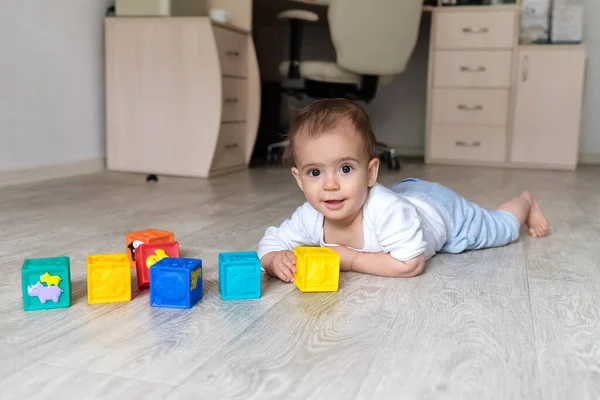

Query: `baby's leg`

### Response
(497, 192, 549, 237)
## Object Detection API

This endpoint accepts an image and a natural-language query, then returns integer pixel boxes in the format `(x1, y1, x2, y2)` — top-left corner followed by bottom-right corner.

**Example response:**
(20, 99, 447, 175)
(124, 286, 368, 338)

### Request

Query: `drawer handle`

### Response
(522, 55, 529, 82)
(225, 143, 239, 149)
(462, 26, 489, 34)
(457, 104, 483, 111)
(455, 140, 481, 148)
(225, 98, 239, 103)
(226, 51, 240, 57)
(460, 66, 486, 73)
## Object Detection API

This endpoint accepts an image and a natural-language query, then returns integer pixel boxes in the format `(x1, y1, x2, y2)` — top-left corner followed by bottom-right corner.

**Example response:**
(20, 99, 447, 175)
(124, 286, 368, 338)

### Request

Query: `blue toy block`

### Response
(22, 257, 71, 311)
(149, 258, 203, 309)
(218, 251, 261, 300)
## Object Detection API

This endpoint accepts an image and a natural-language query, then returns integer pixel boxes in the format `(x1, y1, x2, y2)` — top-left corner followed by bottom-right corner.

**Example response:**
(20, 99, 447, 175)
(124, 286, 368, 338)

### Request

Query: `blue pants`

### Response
(391, 178, 520, 254)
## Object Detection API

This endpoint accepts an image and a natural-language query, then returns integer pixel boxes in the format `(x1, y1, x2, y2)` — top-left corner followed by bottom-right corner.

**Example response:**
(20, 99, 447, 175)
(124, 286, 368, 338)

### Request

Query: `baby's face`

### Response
(291, 125, 379, 223)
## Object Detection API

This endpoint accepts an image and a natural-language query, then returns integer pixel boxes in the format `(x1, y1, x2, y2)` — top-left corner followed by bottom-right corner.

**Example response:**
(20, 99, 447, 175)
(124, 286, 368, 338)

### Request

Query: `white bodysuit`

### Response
(257, 183, 447, 262)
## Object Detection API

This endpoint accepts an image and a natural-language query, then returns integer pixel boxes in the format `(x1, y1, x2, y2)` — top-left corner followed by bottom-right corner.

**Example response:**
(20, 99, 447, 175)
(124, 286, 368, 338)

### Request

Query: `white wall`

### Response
(0, 0, 112, 171)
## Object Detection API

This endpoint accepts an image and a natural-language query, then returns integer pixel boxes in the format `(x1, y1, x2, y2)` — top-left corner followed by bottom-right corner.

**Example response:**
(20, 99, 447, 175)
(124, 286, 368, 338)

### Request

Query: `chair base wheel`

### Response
(388, 156, 401, 171)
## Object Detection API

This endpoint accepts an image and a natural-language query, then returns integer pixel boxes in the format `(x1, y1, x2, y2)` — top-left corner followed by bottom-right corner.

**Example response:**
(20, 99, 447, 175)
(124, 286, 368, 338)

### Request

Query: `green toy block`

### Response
(21, 257, 71, 311)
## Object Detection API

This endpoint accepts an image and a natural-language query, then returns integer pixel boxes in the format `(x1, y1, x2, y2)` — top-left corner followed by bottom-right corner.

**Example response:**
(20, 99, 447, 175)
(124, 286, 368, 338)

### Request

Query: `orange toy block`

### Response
(125, 229, 175, 267)
(87, 254, 131, 304)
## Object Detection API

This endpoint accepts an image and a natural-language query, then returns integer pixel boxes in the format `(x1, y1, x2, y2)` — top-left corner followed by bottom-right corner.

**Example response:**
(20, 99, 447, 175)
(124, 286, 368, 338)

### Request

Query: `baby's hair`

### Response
(282, 98, 377, 167)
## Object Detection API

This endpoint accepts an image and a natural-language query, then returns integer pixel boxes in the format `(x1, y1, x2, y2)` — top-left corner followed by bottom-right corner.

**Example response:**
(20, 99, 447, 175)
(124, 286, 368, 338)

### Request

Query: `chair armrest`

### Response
(277, 10, 319, 22)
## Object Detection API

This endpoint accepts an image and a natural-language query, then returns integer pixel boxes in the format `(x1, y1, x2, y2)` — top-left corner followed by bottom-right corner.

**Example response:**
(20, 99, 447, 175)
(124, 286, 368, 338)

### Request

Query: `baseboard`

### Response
(0, 158, 106, 188)
(578, 152, 600, 165)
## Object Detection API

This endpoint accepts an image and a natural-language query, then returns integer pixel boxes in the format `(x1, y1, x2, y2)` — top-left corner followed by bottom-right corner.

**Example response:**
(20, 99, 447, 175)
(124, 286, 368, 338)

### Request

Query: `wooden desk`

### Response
(288, 0, 434, 11)
(105, 1, 260, 179)
(289, 0, 328, 5)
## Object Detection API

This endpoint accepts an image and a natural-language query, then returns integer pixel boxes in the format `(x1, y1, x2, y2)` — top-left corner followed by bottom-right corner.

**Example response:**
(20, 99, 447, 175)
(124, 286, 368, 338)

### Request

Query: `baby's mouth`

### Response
(323, 199, 345, 210)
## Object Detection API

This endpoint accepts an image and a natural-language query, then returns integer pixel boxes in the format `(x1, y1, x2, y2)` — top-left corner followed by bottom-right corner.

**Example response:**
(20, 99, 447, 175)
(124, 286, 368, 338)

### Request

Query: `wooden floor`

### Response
(1, 161, 599, 399)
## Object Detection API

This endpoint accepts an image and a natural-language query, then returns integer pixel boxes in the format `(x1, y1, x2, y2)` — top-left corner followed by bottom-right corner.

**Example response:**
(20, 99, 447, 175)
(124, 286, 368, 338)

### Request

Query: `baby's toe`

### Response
(528, 227, 536, 236)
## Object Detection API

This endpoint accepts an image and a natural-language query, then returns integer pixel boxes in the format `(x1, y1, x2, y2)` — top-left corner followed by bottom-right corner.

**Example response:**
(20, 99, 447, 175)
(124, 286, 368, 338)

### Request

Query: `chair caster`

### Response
(388, 156, 401, 171)
(266, 150, 279, 163)
(377, 151, 400, 170)
(266, 140, 289, 165)
(146, 174, 158, 182)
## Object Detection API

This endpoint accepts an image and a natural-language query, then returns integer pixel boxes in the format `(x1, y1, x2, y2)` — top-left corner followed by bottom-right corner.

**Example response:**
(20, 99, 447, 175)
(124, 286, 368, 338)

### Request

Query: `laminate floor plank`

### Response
(528, 278, 600, 400)
(522, 218, 600, 399)
(170, 285, 407, 400)
(0, 361, 175, 399)
(354, 244, 540, 400)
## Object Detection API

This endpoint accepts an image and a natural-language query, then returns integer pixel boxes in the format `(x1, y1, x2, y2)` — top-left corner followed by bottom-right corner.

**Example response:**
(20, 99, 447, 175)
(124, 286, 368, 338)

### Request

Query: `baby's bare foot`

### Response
(521, 191, 549, 237)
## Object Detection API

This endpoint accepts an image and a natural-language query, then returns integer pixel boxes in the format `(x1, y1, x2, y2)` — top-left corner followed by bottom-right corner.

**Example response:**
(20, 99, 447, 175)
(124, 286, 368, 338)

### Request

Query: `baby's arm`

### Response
(258, 203, 319, 282)
(352, 251, 425, 277)
(332, 246, 425, 277)
(338, 192, 430, 277)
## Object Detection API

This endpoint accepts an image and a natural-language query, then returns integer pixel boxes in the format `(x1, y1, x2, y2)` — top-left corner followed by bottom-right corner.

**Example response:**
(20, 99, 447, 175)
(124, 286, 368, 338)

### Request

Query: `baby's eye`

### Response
(307, 169, 321, 177)
(340, 164, 353, 174)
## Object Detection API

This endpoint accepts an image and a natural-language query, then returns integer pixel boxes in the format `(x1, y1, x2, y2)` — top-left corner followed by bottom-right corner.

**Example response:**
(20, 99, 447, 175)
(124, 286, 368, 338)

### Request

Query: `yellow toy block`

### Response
(293, 246, 340, 292)
(87, 254, 131, 304)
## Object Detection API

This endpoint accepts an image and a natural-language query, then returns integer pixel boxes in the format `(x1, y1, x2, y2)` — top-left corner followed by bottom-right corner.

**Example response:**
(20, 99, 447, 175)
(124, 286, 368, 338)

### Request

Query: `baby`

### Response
(257, 99, 549, 282)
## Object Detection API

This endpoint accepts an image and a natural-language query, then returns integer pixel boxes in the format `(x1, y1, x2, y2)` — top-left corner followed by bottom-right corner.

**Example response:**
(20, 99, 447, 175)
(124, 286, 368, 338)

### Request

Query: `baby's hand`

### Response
(264, 250, 297, 282)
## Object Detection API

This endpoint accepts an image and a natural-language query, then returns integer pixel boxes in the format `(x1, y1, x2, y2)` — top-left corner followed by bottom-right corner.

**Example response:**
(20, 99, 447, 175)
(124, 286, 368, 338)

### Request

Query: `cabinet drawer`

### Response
(221, 77, 247, 122)
(435, 11, 516, 49)
(214, 26, 248, 77)
(429, 125, 506, 162)
(433, 50, 512, 88)
(211, 123, 246, 171)
(431, 88, 509, 126)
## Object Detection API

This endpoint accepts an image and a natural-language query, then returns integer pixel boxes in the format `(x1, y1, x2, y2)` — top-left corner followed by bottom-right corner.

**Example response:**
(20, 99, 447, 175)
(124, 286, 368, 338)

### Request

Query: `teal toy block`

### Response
(218, 251, 261, 300)
(22, 257, 71, 311)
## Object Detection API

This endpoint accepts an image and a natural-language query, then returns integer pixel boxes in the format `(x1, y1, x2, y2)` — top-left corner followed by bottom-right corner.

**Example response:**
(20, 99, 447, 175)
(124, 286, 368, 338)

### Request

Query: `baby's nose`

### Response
(323, 177, 340, 190)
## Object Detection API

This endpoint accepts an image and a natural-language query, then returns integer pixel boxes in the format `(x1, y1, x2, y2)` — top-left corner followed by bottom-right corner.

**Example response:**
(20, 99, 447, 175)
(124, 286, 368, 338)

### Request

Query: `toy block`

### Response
(150, 258, 203, 309)
(125, 229, 175, 267)
(22, 257, 71, 311)
(87, 254, 131, 304)
(218, 251, 261, 300)
(293, 246, 340, 292)
(134, 241, 180, 289)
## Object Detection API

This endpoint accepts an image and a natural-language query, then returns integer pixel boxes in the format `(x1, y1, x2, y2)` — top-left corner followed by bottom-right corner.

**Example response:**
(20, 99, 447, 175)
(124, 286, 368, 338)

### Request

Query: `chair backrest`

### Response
(327, 0, 423, 76)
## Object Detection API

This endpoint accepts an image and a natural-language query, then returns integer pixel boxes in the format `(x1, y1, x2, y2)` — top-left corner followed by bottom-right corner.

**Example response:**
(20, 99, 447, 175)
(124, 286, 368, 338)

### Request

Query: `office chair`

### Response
(266, 0, 423, 170)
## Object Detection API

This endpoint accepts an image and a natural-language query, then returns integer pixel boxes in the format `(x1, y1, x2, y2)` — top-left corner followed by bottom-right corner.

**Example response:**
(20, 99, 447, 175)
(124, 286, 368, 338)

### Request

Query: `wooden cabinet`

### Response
(510, 46, 586, 170)
(426, 6, 516, 167)
(425, 4, 587, 171)
(434, 10, 516, 49)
